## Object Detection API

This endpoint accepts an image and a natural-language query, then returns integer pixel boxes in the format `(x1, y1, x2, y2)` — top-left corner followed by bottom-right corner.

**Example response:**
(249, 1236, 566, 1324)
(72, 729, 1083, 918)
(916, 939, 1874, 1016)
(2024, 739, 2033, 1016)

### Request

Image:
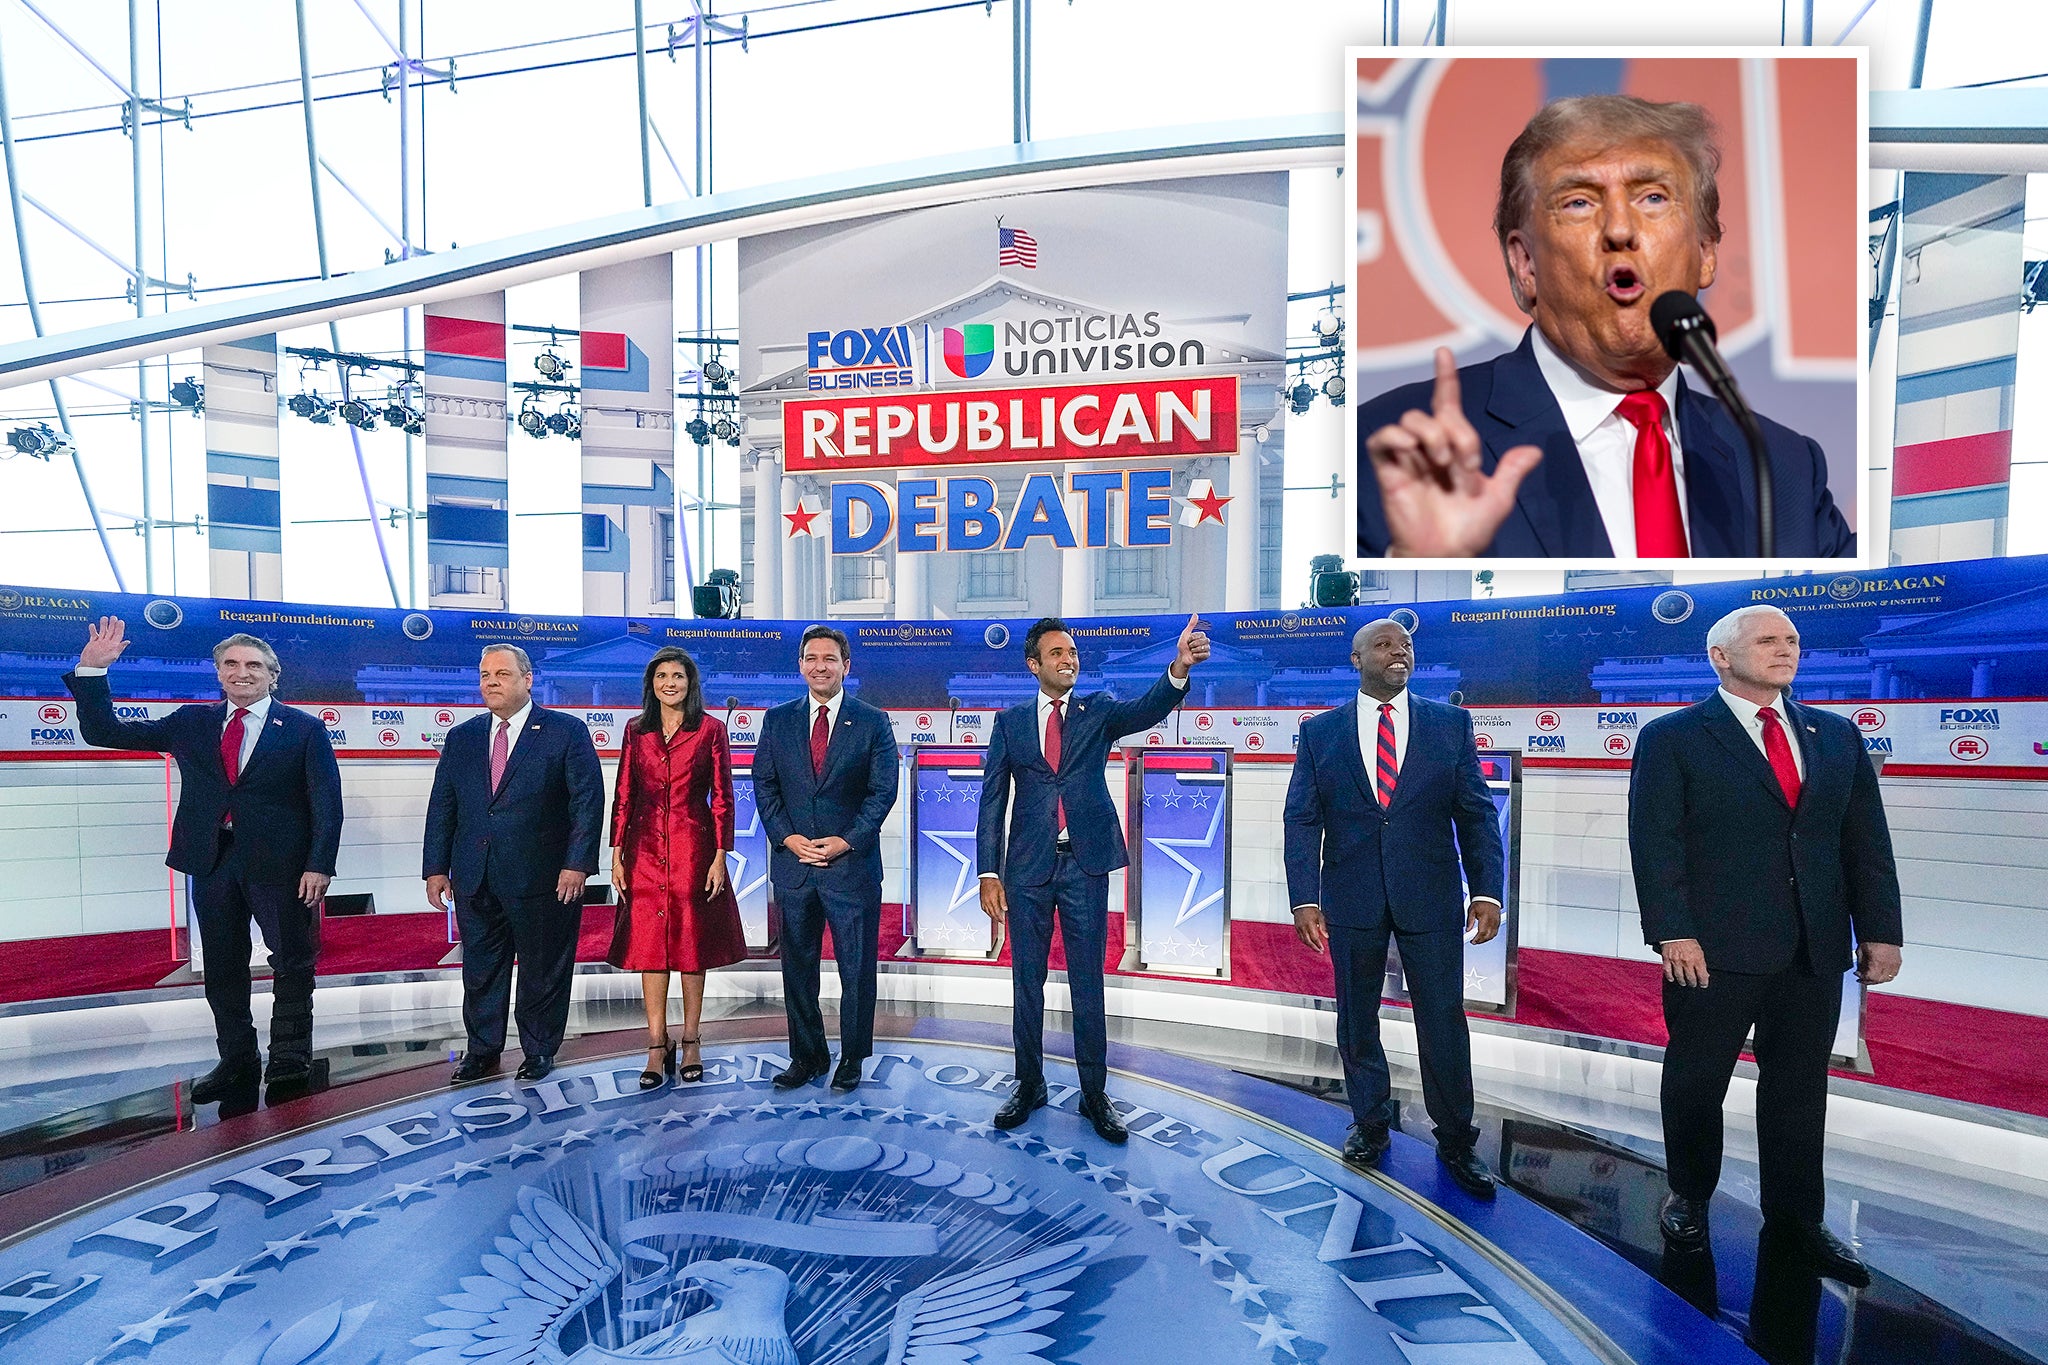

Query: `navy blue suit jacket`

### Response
(62, 670, 343, 882)
(976, 671, 1187, 886)
(1282, 695, 1503, 933)
(1628, 693, 1902, 975)
(1355, 330, 1855, 559)
(423, 706, 604, 899)
(752, 694, 900, 894)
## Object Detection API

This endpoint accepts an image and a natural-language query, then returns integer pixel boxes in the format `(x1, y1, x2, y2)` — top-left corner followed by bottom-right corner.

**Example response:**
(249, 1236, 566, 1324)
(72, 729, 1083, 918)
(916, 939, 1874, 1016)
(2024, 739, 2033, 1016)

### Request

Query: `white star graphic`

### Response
(250, 1231, 318, 1266)
(871, 1104, 912, 1123)
(604, 1118, 645, 1138)
(655, 1108, 695, 1129)
(699, 1103, 734, 1123)
(183, 1269, 256, 1303)
(1115, 1183, 1158, 1207)
(1218, 1271, 1269, 1306)
(555, 1127, 595, 1148)
(1038, 1145, 1080, 1166)
(918, 1112, 954, 1128)
(1078, 1163, 1117, 1184)
(500, 1143, 545, 1165)
(1242, 1313, 1303, 1357)
(444, 1158, 494, 1184)
(1188, 1236, 1232, 1266)
(919, 826, 985, 926)
(322, 1204, 379, 1232)
(825, 1270, 855, 1287)
(1001, 1132, 1037, 1150)
(789, 1100, 826, 1118)
(954, 1119, 995, 1138)
(748, 1100, 782, 1118)
(384, 1180, 437, 1205)
(1145, 784, 1228, 928)
(1150, 1208, 1196, 1235)
(105, 1306, 188, 1351)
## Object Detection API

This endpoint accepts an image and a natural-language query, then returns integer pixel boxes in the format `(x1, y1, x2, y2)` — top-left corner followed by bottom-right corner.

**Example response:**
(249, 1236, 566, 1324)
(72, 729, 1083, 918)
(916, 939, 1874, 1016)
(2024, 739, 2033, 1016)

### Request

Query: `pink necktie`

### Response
(1616, 390, 1689, 557)
(490, 719, 510, 793)
(1758, 706, 1802, 807)
(1045, 698, 1065, 832)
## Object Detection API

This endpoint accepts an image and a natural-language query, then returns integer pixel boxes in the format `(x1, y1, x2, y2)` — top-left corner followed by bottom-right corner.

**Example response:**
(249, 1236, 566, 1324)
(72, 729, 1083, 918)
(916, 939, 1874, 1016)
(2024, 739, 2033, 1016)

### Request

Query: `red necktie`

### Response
(1045, 698, 1066, 832)
(1374, 702, 1398, 807)
(489, 719, 510, 793)
(1616, 390, 1689, 557)
(221, 707, 247, 784)
(811, 703, 830, 777)
(1758, 705, 1802, 807)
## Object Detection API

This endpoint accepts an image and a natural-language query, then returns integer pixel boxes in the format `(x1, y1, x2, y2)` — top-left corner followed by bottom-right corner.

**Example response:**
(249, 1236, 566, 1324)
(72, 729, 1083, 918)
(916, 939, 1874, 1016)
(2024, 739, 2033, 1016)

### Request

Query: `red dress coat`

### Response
(610, 716, 748, 973)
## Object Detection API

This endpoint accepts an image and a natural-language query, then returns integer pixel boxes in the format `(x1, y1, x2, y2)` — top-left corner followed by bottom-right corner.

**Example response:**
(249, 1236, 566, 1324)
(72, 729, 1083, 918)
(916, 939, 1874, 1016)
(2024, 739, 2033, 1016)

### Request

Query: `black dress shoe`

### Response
(1782, 1221, 1870, 1288)
(451, 1052, 501, 1084)
(831, 1058, 864, 1092)
(515, 1054, 555, 1082)
(773, 1059, 828, 1090)
(1342, 1123, 1391, 1168)
(1659, 1192, 1711, 1248)
(189, 1060, 260, 1105)
(1437, 1145, 1498, 1200)
(1078, 1092, 1129, 1144)
(993, 1083, 1048, 1130)
(263, 1055, 312, 1086)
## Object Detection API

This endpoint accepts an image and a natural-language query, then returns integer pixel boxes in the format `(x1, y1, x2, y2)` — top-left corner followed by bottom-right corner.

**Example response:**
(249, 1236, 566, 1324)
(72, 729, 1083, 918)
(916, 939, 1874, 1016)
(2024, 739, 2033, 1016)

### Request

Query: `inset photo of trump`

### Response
(1346, 51, 1866, 569)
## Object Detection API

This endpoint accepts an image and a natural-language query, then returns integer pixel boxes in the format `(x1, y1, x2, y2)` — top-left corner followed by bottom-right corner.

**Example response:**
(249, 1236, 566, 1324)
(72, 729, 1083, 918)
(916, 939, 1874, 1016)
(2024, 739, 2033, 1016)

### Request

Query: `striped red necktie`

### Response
(1374, 703, 1398, 807)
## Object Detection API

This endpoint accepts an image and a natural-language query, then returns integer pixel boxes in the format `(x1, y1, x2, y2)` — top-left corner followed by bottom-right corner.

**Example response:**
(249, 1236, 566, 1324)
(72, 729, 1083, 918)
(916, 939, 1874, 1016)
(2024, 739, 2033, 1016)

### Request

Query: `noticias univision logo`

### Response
(942, 324, 995, 379)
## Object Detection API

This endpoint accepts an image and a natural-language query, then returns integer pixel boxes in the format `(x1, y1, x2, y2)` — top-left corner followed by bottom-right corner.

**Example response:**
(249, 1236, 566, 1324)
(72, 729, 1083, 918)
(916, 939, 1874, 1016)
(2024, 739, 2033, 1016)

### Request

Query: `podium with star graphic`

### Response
(1381, 748, 1523, 1014)
(1125, 749, 1232, 977)
(909, 747, 1001, 958)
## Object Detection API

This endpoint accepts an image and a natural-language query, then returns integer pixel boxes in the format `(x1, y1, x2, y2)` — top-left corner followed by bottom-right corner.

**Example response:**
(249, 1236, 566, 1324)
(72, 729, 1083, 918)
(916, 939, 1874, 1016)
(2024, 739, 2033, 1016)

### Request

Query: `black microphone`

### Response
(947, 695, 962, 741)
(1448, 690, 1464, 708)
(1651, 291, 1774, 557)
(725, 695, 738, 727)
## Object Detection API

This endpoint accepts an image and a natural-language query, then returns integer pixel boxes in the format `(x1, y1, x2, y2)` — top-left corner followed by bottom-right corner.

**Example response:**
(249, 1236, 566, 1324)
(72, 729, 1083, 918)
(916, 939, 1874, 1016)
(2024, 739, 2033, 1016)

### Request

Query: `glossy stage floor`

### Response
(1, 971, 2043, 1365)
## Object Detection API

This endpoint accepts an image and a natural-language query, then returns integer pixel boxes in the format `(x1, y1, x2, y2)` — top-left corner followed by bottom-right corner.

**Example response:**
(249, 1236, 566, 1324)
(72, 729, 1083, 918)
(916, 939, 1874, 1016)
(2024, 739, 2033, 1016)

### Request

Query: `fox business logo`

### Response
(37, 703, 66, 724)
(1596, 711, 1638, 730)
(113, 704, 151, 720)
(1526, 734, 1567, 751)
(1851, 707, 1886, 733)
(1864, 736, 1893, 754)
(29, 726, 76, 745)
(1940, 708, 1999, 730)
(588, 712, 617, 726)
(372, 708, 406, 724)
(325, 728, 347, 745)
(807, 327, 915, 391)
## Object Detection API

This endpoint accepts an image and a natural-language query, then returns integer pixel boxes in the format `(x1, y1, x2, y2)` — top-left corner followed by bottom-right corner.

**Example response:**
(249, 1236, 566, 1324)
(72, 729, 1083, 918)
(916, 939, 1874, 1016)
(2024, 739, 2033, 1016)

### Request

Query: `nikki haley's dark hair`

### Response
(1024, 617, 1071, 662)
(634, 646, 704, 734)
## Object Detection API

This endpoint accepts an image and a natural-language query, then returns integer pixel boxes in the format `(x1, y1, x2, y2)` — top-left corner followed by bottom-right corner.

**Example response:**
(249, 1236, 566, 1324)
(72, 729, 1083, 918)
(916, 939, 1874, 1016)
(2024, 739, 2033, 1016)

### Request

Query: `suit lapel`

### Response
(814, 698, 861, 789)
(1785, 699, 1826, 808)
(236, 704, 289, 781)
(1676, 379, 1752, 556)
(490, 709, 545, 804)
(1482, 332, 1614, 557)
(1385, 699, 1427, 814)
(1330, 699, 1376, 809)
(1017, 697, 1051, 774)
(1700, 693, 1791, 809)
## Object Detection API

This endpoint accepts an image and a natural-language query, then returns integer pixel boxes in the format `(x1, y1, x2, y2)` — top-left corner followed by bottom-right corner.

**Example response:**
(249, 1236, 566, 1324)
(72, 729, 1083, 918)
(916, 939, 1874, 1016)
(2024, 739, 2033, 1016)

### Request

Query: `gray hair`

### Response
(1496, 95, 1724, 303)
(479, 642, 533, 674)
(212, 632, 280, 680)
(1705, 605, 1791, 655)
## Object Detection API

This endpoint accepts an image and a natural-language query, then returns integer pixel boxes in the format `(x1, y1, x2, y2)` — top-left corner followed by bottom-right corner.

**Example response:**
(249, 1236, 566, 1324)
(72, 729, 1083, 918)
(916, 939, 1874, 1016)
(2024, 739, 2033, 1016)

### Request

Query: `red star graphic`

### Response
(1189, 487, 1231, 524)
(785, 503, 820, 537)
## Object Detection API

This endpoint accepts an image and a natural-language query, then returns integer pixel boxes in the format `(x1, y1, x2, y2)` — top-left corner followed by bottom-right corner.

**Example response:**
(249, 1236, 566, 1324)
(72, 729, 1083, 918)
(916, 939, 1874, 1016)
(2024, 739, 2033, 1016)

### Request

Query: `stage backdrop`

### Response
(1, 556, 2042, 778)
(1348, 52, 1864, 555)
(735, 173, 1292, 622)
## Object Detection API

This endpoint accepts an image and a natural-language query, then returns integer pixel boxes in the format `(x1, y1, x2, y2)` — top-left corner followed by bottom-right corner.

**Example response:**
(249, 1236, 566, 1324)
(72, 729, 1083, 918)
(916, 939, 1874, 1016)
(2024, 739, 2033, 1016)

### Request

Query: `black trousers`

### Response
(1328, 921, 1478, 1148)
(456, 884, 580, 1059)
(778, 879, 881, 1069)
(1005, 854, 1111, 1097)
(190, 839, 317, 1069)
(1661, 963, 1842, 1225)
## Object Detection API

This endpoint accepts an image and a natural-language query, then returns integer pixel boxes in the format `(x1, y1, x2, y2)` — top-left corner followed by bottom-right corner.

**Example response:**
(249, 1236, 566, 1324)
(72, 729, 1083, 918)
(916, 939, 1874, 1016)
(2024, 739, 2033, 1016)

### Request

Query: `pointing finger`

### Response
(1431, 347, 1462, 419)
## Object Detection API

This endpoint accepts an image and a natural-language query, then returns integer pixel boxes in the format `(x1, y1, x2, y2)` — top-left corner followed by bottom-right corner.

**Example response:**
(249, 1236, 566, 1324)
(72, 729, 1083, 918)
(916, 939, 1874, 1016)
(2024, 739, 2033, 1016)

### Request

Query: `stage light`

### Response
(702, 358, 730, 390)
(1308, 553, 1360, 608)
(3, 423, 66, 459)
(338, 397, 378, 431)
(685, 416, 711, 446)
(1312, 309, 1344, 344)
(712, 416, 738, 444)
(1287, 380, 1315, 416)
(545, 405, 581, 439)
(169, 377, 203, 410)
(288, 392, 333, 423)
(383, 401, 411, 427)
(516, 398, 548, 439)
(1323, 372, 1346, 405)
(691, 567, 742, 618)
(534, 350, 568, 381)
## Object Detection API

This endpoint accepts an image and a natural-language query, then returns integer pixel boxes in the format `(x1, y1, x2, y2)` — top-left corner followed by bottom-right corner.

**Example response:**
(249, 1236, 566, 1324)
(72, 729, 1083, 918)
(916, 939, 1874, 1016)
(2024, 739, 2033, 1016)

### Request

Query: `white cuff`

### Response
(978, 872, 999, 880)
(73, 665, 108, 676)
(1167, 671, 1190, 690)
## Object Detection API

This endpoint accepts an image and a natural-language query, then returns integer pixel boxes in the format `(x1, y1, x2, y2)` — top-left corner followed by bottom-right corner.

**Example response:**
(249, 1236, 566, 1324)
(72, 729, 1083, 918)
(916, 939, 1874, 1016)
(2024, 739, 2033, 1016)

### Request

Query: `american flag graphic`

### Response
(998, 225, 1038, 268)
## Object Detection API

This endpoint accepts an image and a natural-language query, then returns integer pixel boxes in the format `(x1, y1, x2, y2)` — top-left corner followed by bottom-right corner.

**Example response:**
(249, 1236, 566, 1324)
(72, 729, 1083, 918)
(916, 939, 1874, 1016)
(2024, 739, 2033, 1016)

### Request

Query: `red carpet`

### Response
(9, 916, 2046, 1118)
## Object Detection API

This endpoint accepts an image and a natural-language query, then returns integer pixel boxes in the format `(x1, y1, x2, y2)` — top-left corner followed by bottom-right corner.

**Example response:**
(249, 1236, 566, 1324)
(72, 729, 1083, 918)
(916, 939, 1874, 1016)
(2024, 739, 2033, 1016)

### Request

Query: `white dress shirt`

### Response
(1529, 326, 1692, 558)
(488, 701, 534, 760)
(73, 665, 271, 771)
(1356, 688, 1409, 804)
(1716, 686, 1807, 781)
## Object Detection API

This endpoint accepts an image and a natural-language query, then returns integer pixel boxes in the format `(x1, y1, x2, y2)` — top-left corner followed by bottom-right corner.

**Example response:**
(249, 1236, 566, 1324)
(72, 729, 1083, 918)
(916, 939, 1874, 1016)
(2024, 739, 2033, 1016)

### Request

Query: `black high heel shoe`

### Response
(678, 1036, 704, 1083)
(639, 1037, 677, 1090)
